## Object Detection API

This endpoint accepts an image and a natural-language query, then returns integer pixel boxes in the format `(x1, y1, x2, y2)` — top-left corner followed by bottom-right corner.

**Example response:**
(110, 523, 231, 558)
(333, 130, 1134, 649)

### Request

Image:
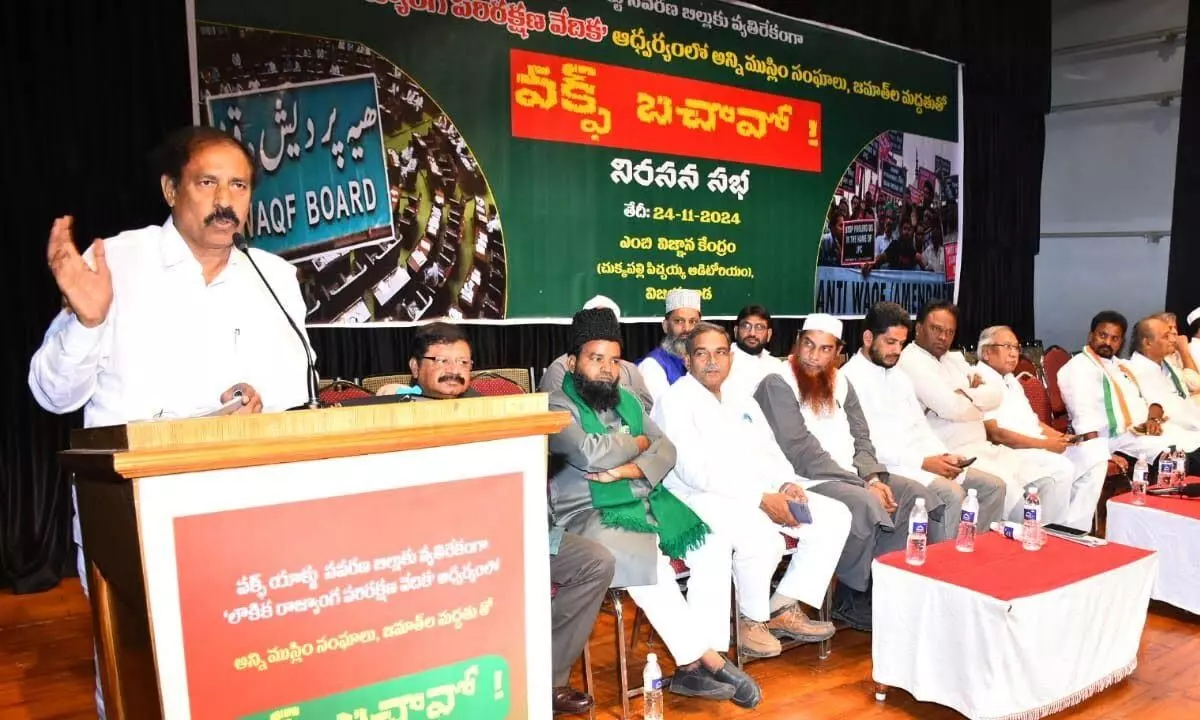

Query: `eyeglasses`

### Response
(422, 356, 473, 369)
(739, 322, 769, 332)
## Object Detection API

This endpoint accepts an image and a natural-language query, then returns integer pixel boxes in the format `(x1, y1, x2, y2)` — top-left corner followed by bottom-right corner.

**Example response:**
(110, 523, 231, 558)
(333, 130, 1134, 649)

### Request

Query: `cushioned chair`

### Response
(361, 373, 412, 394)
(470, 371, 527, 396)
(316, 380, 372, 405)
(474, 367, 534, 393)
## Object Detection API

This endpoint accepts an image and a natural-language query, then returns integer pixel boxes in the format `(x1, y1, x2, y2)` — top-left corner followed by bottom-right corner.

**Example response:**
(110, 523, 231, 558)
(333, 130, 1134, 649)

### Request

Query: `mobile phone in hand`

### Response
(787, 500, 813, 525)
(955, 456, 977, 468)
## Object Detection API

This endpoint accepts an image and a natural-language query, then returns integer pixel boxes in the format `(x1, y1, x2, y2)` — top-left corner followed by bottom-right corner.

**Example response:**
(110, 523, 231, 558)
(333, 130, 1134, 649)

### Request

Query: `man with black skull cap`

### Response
(548, 307, 764, 709)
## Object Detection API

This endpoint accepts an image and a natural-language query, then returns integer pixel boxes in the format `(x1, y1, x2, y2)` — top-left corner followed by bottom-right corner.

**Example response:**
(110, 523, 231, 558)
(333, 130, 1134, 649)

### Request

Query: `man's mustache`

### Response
(438, 374, 466, 384)
(204, 206, 240, 226)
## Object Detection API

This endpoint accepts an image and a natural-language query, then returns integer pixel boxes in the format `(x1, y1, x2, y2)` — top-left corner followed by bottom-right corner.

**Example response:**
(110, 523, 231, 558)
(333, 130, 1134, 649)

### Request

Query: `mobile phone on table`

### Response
(1042, 523, 1107, 547)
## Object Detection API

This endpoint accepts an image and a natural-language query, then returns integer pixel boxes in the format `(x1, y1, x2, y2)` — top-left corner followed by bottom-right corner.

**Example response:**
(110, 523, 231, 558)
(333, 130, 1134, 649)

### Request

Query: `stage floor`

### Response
(1, 580, 1196, 719)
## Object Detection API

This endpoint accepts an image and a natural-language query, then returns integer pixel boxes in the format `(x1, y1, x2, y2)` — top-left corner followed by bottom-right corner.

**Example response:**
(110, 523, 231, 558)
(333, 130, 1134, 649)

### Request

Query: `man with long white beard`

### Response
(753, 313, 947, 631)
(1060, 311, 1200, 480)
(653, 323, 847, 659)
(637, 288, 702, 403)
(898, 300, 1072, 523)
(841, 302, 1007, 535)
(723, 304, 785, 400)
(975, 325, 1107, 532)
(548, 309, 763, 708)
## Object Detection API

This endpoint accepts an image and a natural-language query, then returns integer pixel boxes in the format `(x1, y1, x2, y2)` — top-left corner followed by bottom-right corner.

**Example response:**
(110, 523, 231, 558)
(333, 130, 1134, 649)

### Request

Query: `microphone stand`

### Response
(233, 234, 322, 410)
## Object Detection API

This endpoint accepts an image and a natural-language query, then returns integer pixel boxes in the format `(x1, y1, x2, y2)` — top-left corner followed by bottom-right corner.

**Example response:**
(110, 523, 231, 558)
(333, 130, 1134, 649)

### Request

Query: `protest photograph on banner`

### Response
(814, 130, 962, 316)
(191, 0, 961, 322)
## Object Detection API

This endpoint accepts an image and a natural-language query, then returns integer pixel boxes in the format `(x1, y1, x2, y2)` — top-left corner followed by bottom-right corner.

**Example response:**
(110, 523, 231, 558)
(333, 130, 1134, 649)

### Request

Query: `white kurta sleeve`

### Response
(652, 391, 767, 505)
(28, 308, 111, 415)
(638, 357, 670, 404)
(899, 350, 984, 422)
(1057, 359, 1108, 436)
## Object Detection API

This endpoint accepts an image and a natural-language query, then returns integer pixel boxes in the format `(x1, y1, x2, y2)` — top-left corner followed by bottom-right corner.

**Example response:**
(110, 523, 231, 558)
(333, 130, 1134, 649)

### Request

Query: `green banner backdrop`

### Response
(189, 0, 962, 324)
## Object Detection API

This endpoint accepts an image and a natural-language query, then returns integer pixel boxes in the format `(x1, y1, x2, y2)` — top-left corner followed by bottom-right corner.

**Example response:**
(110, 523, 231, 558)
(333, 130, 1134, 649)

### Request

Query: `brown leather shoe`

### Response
(552, 686, 594, 715)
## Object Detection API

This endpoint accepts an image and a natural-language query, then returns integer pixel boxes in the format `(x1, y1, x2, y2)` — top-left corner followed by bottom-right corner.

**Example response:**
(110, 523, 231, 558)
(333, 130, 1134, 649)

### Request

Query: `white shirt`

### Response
(723, 343, 784, 401)
(840, 352, 947, 471)
(652, 373, 805, 508)
(1190, 338, 1200, 372)
(976, 362, 1044, 438)
(1057, 351, 1150, 439)
(897, 343, 1002, 451)
(637, 355, 671, 404)
(774, 366, 856, 474)
(1128, 352, 1200, 431)
(29, 218, 312, 429)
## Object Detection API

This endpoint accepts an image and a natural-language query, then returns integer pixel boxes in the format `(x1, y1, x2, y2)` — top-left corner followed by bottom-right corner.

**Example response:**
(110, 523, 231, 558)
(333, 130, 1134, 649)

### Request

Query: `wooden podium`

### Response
(61, 394, 569, 720)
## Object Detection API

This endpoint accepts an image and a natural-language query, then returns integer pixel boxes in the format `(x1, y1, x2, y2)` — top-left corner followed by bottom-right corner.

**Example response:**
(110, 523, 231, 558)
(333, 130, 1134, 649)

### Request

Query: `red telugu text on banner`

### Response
(509, 48, 822, 172)
(172, 473, 528, 719)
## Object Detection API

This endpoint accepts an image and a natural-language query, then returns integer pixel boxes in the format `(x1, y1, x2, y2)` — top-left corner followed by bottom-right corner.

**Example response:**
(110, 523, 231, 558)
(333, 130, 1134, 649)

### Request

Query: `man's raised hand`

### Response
(47, 216, 112, 328)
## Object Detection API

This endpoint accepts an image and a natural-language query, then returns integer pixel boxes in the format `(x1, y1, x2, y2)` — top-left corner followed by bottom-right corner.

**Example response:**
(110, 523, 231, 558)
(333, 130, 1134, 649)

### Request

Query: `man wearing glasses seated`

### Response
(375, 322, 481, 399)
(377, 320, 617, 715)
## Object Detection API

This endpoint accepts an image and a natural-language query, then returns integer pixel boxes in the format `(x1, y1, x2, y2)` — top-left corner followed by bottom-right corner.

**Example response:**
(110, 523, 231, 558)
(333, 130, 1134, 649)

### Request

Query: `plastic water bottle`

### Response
(905, 498, 929, 565)
(1172, 446, 1188, 486)
(991, 521, 1023, 541)
(1131, 457, 1149, 505)
(955, 488, 979, 552)
(1157, 448, 1177, 488)
(643, 652, 664, 720)
(1021, 486, 1042, 551)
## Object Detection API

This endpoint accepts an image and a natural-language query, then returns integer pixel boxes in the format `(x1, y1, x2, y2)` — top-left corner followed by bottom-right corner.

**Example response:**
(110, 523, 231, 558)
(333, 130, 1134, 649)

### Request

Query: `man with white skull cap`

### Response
(538, 295, 654, 409)
(752, 313, 948, 630)
(638, 288, 702, 403)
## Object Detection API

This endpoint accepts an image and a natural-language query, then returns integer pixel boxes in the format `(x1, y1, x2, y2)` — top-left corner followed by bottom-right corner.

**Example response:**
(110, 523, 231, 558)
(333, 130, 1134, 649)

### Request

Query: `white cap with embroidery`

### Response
(665, 288, 702, 314)
(803, 313, 843, 339)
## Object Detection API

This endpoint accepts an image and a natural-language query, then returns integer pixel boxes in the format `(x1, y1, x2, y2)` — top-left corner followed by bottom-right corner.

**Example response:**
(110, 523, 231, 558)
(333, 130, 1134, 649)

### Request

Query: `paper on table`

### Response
(202, 396, 249, 417)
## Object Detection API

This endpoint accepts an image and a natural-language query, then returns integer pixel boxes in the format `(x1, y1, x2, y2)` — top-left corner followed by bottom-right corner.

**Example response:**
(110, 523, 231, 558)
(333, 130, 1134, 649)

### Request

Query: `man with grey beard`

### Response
(637, 288, 702, 403)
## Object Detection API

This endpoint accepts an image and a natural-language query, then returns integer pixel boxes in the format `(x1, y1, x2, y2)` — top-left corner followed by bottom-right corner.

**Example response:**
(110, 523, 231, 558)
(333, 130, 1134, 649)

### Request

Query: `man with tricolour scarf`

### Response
(548, 307, 763, 709)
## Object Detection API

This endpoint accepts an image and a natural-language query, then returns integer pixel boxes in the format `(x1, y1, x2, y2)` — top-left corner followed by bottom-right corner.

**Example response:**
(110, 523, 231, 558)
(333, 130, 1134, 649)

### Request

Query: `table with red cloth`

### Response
(871, 533, 1157, 720)
(1106, 492, 1200, 615)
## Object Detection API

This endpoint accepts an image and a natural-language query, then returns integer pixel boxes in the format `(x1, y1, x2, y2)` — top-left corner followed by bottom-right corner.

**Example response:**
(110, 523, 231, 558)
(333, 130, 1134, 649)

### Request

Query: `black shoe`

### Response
(832, 585, 872, 632)
(552, 686, 593, 715)
(669, 664, 736, 700)
(711, 661, 763, 709)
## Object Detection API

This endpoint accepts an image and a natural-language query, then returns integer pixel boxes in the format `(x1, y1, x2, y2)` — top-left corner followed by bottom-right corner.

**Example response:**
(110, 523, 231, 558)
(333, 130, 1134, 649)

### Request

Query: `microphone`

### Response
(233, 233, 321, 410)
(1146, 483, 1200, 498)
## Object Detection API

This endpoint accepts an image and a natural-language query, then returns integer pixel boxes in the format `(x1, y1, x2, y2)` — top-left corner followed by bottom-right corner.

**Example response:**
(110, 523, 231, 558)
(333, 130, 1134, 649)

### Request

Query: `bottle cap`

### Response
(915, 497, 925, 507)
(647, 652, 657, 664)
(1026, 485, 1036, 493)
(967, 488, 977, 497)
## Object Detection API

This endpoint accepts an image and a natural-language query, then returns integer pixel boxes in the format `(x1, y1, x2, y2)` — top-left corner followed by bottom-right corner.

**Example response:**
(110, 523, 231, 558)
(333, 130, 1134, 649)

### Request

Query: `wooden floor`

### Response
(1, 581, 1197, 719)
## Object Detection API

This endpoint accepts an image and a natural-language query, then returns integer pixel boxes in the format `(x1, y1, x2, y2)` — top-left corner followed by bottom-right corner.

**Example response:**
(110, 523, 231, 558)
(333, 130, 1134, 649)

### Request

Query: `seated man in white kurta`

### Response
(753, 313, 948, 632)
(653, 322, 847, 660)
(548, 308, 761, 708)
(723, 304, 785, 401)
(841, 302, 1008, 537)
(898, 300, 1072, 523)
(636, 288, 702, 403)
(1128, 315, 1200, 434)
(975, 326, 1107, 531)
(1062, 311, 1200, 480)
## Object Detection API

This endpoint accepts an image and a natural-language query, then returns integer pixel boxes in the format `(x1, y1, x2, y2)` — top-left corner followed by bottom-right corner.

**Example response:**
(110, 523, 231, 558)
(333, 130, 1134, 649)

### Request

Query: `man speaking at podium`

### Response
(28, 125, 313, 718)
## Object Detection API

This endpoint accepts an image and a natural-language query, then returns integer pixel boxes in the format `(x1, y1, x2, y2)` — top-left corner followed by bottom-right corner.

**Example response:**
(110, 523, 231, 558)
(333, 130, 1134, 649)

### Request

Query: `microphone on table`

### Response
(233, 232, 322, 410)
(1146, 483, 1200, 498)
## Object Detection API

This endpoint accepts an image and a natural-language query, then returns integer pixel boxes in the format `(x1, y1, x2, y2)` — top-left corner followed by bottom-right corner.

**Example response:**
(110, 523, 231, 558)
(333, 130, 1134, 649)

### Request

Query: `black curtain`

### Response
(1166, 1, 1200, 321)
(0, 0, 1049, 591)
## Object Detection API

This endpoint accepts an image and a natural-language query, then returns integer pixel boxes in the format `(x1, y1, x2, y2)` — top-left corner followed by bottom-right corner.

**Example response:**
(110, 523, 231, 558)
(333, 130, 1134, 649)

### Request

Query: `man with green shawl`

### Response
(548, 307, 763, 709)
